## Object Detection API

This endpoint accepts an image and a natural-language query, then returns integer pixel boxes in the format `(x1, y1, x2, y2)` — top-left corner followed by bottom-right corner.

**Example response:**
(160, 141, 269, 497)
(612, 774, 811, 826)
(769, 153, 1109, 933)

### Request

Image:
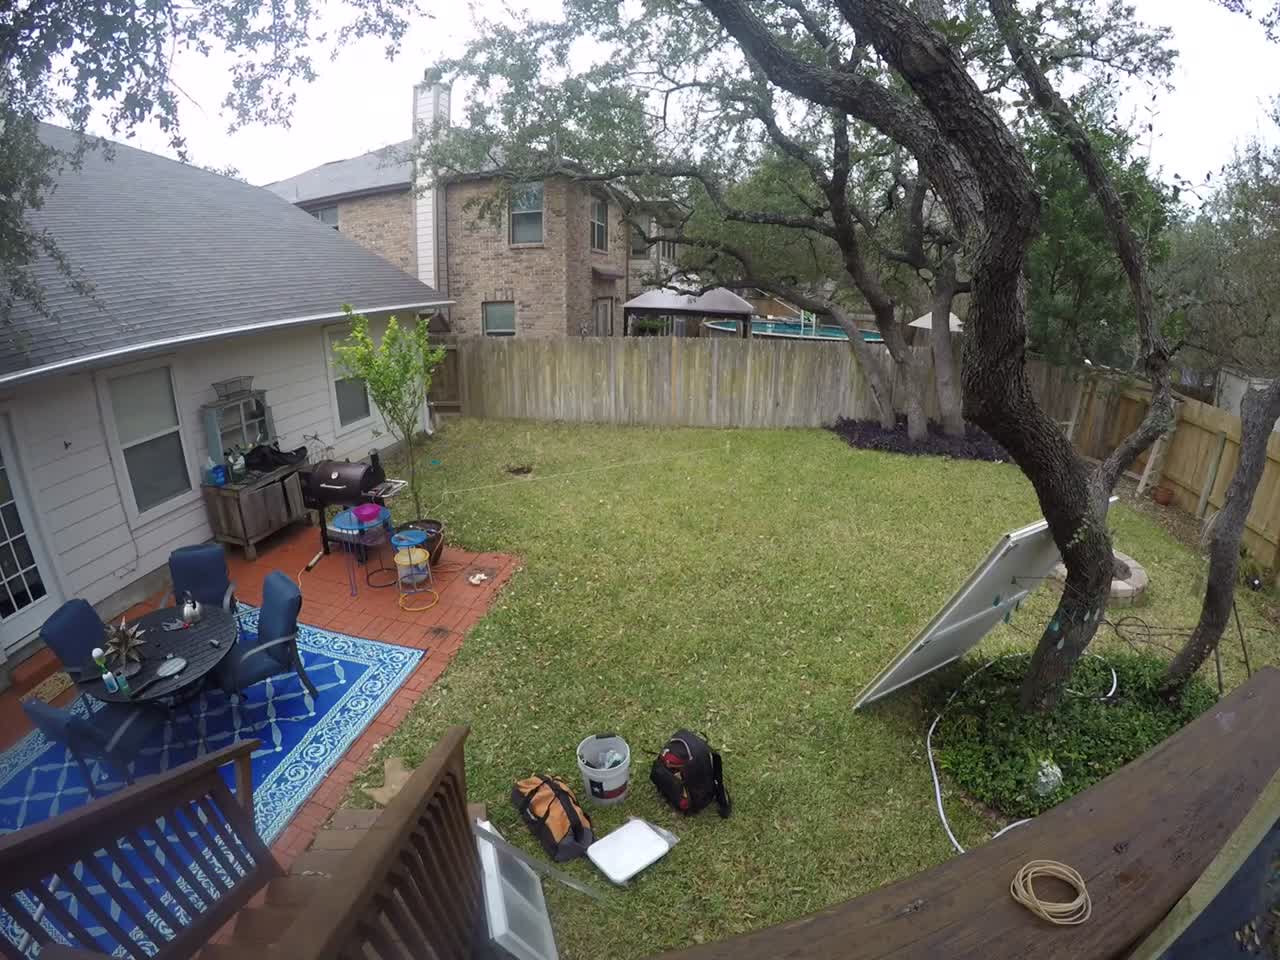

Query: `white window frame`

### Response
(509, 182, 545, 246)
(324, 325, 376, 437)
(94, 357, 199, 528)
(590, 196, 609, 252)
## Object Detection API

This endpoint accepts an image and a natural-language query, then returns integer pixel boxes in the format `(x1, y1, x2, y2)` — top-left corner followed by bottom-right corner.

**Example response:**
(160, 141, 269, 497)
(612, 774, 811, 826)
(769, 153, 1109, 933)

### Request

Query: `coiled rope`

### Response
(1010, 860, 1092, 925)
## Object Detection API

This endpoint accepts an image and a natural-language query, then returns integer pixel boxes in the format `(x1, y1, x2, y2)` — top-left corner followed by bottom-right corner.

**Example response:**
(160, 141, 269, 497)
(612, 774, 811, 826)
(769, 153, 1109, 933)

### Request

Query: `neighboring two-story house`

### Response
(267, 80, 680, 338)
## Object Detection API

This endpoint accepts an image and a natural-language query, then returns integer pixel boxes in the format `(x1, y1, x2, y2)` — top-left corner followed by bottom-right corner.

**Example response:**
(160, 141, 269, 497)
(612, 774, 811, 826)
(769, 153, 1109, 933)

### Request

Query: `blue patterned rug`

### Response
(0, 605, 422, 843)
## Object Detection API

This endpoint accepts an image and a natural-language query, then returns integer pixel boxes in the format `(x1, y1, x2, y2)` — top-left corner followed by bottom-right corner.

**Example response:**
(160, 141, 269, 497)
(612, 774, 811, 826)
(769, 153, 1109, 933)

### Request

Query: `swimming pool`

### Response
(703, 319, 883, 342)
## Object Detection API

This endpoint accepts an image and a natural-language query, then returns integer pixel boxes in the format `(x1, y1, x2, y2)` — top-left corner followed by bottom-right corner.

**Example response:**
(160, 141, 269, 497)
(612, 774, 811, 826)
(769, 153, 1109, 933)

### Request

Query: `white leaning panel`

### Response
(853, 516, 1061, 709)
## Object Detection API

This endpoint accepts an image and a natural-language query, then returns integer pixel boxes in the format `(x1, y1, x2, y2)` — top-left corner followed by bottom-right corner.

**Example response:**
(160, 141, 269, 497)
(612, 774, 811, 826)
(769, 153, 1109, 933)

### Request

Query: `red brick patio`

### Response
(0, 523, 517, 868)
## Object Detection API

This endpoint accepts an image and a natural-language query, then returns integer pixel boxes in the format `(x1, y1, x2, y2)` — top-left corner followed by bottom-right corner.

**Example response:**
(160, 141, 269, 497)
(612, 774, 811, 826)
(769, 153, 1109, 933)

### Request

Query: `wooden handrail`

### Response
(269, 725, 480, 959)
(1, 738, 279, 960)
(0, 740, 259, 862)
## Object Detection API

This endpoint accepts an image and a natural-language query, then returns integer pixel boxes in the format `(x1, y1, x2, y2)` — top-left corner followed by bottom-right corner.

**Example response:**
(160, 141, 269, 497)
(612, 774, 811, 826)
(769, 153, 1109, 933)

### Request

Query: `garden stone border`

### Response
(1049, 550, 1149, 607)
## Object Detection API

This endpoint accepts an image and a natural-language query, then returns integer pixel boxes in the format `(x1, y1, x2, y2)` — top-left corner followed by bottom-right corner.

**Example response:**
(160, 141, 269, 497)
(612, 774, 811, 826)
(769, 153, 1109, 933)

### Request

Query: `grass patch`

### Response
(933, 653, 1217, 819)
(353, 418, 1278, 959)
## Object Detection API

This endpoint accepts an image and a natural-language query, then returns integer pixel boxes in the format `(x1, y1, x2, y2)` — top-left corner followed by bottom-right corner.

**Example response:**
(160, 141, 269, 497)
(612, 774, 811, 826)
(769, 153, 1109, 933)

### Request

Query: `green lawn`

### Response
(354, 417, 1278, 959)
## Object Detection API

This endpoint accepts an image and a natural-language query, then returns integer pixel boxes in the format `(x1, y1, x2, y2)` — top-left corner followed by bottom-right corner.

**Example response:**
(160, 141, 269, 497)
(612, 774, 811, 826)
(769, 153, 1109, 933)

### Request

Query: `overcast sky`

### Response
(98, 0, 1279, 189)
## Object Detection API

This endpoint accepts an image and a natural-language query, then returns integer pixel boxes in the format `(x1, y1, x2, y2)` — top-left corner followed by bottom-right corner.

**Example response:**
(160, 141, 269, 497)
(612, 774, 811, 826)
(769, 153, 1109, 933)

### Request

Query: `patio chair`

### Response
(22, 699, 167, 797)
(39, 598, 106, 682)
(168, 542, 237, 611)
(216, 571, 317, 700)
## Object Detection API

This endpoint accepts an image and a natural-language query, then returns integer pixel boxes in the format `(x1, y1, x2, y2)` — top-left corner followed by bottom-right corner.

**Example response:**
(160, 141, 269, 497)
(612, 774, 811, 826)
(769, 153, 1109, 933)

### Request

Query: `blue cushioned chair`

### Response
(23, 700, 167, 797)
(40, 599, 106, 682)
(168, 543, 237, 611)
(216, 571, 317, 699)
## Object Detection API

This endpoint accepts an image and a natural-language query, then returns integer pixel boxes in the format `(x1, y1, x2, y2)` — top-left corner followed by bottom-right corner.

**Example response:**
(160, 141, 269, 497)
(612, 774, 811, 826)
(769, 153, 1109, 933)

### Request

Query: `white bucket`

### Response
(577, 733, 631, 805)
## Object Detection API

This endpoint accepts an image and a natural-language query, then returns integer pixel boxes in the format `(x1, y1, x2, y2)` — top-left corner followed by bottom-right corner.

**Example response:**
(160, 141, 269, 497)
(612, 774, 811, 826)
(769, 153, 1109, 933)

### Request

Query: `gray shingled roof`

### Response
(3, 125, 448, 384)
(264, 141, 413, 205)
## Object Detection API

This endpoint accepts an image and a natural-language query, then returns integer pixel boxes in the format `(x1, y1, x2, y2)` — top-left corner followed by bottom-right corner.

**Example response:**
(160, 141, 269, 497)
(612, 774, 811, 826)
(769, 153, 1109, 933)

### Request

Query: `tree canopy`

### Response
(1023, 90, 1176, 367)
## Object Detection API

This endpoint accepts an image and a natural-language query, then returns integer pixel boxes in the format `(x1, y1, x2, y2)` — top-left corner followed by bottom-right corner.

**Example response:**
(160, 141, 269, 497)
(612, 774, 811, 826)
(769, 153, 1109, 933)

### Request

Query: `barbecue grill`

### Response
(303, 451, 397, 554)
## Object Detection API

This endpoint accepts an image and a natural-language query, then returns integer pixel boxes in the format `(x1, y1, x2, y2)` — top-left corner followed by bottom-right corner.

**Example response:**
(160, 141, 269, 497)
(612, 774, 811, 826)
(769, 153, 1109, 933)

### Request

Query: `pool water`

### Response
(703, 319, 883, 342)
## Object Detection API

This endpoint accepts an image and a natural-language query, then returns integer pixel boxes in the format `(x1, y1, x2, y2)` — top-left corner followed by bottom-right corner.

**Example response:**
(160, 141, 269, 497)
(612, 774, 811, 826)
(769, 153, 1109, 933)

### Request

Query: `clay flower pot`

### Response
(1152, 486, 1174, 506)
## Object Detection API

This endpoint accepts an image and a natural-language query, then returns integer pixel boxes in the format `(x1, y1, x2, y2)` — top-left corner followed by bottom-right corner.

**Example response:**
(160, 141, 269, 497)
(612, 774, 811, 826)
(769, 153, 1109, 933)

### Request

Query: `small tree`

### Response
(331, 306, 446, 519)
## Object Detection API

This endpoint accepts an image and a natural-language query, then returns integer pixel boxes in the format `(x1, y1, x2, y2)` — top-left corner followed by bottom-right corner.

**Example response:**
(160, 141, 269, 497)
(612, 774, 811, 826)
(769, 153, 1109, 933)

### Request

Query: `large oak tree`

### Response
(426, 0, 1177, 708)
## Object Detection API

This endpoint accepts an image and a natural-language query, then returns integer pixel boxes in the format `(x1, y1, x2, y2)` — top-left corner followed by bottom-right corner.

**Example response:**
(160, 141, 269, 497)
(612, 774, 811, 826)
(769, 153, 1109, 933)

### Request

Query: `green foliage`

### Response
(1162, 129, 1280, 377)
(1023, 90, 1176, 366)
(934, 653, 1215, 819)
(331, 306, 445, 516)
(2, 0, 420, 321)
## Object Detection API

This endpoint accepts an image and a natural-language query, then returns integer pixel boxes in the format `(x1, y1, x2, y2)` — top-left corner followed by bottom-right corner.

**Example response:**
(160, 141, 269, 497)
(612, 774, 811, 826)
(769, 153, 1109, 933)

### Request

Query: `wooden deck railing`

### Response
(0, 740, 277, 960)
(268, 725, 484, 959)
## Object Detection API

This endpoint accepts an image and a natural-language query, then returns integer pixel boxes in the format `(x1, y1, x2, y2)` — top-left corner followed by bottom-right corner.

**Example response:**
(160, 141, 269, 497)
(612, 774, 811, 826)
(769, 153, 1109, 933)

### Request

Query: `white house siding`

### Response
(8, 314, 401, 618)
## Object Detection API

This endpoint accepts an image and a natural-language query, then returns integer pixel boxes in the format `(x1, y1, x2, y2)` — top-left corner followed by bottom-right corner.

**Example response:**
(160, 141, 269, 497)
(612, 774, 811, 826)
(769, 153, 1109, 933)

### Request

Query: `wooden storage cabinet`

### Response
(202, 466, 306, 559)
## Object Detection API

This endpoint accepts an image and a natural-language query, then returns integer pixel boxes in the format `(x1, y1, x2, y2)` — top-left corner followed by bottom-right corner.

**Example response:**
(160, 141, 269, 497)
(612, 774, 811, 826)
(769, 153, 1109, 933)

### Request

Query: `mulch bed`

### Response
(828, 417, 1010, 462)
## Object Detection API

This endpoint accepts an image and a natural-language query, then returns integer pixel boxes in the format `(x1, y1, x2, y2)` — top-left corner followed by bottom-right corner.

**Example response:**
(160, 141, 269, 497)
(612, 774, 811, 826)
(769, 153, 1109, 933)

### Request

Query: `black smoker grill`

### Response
(302, 451, 387, 554)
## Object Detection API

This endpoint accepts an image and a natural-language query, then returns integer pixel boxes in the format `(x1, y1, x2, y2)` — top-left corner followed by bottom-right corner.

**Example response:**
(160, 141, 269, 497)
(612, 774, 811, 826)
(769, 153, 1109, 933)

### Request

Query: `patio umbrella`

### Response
(908, 311, 964, 332)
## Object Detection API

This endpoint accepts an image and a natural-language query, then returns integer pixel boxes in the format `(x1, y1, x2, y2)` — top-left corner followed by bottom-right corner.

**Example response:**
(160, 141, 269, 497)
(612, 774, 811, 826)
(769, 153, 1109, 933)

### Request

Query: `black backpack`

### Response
(650, 730, 731, 818)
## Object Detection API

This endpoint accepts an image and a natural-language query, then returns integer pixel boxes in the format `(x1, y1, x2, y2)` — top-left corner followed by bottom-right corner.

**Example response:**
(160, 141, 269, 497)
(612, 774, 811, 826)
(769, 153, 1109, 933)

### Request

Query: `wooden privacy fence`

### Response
(443, 334, 1071, 429)
(1063, 375, 1280, 582)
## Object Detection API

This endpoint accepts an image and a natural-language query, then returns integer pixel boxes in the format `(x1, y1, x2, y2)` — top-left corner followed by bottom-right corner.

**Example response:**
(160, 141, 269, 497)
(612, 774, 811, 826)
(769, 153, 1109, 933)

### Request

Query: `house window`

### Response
(590, 197, 609, 252)
(311, 206, 339, 228)
(325, 327, 372, 428)
(509, 183, 544, 245)
(482, 302, 516, 337)
(631, 225, 650, 257)
(592, 298, 613, 336)
(660, 231, 678, 262)
(106, 366, 191, 514)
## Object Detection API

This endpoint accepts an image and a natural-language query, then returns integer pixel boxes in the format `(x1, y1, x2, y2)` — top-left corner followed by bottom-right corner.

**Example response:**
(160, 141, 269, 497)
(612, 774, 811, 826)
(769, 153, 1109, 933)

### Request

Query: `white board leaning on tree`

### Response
(852, 501, 1115, 710)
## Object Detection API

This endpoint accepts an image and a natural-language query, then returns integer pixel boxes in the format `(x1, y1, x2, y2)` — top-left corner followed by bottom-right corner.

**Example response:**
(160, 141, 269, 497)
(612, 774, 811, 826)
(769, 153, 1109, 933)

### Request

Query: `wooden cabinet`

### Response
(202, 466, 306, 559)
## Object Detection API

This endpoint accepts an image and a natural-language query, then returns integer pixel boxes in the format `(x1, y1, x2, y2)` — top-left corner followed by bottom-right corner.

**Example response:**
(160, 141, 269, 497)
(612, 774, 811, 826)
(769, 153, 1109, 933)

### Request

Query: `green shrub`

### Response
(933, 653, 1216, 819)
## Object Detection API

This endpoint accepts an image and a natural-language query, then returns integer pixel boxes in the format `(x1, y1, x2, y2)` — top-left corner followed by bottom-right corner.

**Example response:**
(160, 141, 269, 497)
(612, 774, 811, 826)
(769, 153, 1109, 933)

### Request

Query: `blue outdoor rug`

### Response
(0, 605, 422, 843)
(0, 606, 422, 956)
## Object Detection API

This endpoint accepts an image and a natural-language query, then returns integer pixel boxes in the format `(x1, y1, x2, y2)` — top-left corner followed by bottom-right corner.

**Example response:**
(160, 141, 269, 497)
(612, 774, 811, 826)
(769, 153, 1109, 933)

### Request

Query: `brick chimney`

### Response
(412, 78, 451, 290)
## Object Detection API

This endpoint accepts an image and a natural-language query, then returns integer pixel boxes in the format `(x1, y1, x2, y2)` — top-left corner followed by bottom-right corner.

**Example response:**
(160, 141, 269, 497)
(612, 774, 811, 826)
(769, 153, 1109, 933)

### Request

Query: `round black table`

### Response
(82, 607, 238, 703)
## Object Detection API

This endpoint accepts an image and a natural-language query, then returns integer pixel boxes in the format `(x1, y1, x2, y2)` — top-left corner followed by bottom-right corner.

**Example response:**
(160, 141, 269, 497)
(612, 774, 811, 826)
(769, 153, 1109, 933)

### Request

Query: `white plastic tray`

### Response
(586, 819, 677, 885)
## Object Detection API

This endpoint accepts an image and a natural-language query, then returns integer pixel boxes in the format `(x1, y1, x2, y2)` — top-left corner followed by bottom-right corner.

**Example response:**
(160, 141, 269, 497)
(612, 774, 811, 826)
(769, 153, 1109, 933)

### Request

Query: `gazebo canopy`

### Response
(622, 287, 755, 317)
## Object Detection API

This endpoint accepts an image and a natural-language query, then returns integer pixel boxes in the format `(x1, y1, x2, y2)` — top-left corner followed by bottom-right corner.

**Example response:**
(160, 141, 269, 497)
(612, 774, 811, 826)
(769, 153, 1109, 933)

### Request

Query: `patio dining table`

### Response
(79, 607, 239, 704)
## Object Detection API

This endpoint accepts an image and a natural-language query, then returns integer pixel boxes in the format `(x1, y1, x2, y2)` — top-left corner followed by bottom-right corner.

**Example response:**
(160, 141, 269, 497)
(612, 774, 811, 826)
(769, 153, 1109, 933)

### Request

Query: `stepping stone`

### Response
(362, 757, 412, 806)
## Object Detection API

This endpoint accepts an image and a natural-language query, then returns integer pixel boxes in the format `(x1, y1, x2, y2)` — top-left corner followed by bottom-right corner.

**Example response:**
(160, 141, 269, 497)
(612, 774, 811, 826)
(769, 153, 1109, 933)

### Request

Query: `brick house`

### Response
(266, 82, 676, 338)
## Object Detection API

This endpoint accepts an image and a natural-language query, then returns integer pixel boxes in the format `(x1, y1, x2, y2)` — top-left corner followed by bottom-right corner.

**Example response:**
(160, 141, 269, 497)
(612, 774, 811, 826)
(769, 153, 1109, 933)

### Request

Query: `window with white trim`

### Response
(482, 302, 516, 337)
(590, 197, 609, 252)
(509, 183, 544, 245)
(106, 366, 192, 513)
(311, 205, 338, 228)
(325, 327, 372, 428)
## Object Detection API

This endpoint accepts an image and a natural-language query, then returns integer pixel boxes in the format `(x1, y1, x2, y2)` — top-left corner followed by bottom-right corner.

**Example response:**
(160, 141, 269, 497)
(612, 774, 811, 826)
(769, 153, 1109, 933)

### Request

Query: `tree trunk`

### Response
(930, 270, 965, 438)
(1160, 381, 1280, 698)
(904, 350, 930, 441)
(831, 305, 896, 429)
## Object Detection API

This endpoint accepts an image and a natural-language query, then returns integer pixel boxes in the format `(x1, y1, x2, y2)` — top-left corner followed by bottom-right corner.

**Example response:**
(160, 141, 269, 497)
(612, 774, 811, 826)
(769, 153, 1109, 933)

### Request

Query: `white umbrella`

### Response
(908, 311, 964, 332)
